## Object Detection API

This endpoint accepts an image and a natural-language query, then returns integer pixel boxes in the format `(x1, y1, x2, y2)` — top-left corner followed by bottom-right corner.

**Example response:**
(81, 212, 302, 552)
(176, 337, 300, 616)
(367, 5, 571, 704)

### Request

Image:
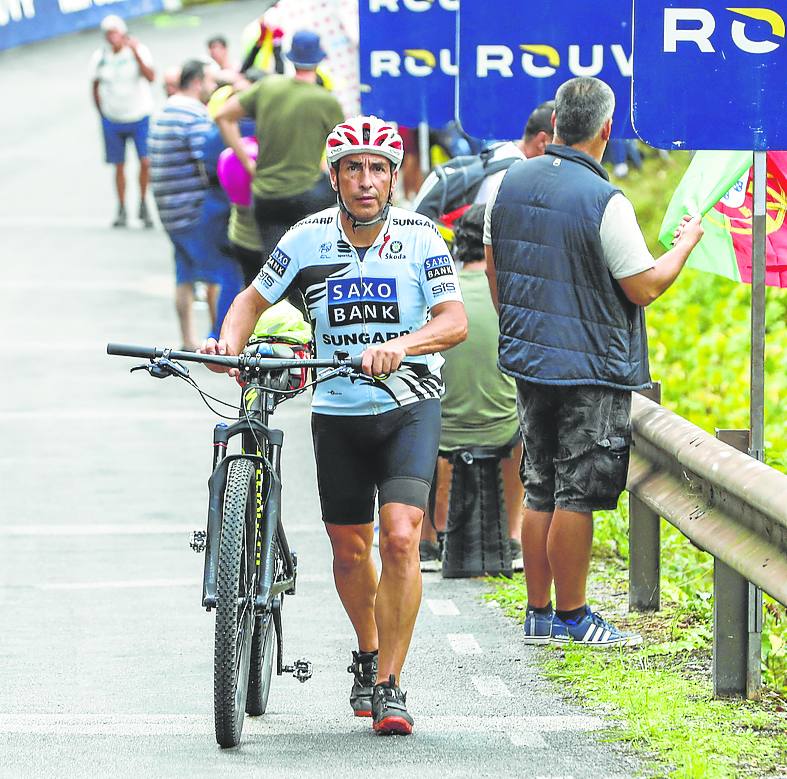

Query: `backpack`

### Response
(412, 144, 520, 241)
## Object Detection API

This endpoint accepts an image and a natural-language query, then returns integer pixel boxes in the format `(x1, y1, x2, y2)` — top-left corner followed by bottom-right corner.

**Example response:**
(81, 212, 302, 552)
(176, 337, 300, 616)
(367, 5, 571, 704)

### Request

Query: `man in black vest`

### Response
(484, 77, 703, 647)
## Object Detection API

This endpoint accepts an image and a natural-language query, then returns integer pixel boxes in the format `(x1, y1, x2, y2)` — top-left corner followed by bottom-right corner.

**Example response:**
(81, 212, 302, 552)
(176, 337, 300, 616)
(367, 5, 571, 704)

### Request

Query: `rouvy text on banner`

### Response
(457, 0, 635, 139)
(359, 0, 458, 127)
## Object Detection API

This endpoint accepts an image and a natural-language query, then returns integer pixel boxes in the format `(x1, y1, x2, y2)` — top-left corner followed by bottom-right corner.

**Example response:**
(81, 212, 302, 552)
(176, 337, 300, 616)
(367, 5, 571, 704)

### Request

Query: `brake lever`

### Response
(130, 357, 190, 380)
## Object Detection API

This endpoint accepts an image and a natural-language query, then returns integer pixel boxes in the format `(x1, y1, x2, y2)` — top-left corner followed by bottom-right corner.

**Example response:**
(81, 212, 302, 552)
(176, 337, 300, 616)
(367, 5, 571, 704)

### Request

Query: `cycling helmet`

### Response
(326, 116, 404, 172)
(326, 116, 404, 230)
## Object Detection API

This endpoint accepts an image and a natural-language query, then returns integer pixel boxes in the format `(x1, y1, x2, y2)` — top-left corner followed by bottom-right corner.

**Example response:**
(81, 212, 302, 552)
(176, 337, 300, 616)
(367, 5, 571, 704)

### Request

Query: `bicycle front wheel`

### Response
(214, 458, 256, 748)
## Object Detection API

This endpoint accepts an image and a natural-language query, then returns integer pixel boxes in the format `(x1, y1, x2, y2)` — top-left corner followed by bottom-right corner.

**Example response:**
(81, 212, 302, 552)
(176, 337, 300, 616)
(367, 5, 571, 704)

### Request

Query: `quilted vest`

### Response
(490, 145, 651, 390)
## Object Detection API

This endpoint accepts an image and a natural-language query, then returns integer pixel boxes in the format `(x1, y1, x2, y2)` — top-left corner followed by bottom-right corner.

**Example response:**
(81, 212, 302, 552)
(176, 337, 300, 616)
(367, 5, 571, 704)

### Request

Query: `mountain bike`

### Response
(106, 341, 364, 748)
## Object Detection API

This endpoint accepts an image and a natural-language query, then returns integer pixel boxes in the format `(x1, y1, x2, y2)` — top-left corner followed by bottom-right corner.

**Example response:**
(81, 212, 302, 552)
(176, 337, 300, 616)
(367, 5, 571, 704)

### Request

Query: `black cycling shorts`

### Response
(311, 398, 441, 525)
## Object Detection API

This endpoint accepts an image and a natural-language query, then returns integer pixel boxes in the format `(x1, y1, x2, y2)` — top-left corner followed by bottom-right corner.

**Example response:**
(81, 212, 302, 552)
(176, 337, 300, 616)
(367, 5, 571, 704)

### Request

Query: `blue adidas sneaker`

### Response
(552, 606, 642, 648)
(522, 607, 554, 645)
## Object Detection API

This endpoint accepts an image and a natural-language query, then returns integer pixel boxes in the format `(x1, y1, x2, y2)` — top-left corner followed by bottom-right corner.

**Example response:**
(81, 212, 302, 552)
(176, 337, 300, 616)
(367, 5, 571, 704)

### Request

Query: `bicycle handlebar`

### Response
(106, 343, 364, 371)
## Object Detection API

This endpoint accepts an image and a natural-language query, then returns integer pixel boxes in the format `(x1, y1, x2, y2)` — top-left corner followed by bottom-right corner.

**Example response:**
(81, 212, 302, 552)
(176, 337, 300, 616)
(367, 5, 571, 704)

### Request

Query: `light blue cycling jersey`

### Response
(252, 206, 464, 416)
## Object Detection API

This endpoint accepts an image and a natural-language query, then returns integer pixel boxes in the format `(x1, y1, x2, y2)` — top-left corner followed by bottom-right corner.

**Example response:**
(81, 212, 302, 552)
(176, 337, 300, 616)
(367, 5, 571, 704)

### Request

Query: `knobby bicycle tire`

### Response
(246, 610, 276, 715)
(246, 464, 280, 716)
(214, 458, 256, 748)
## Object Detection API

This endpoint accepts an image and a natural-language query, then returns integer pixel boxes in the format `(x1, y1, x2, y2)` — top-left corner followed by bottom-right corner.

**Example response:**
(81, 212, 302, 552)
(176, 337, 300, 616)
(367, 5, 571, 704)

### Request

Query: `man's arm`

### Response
(360, 300, 467, 377)
(216, 95, 255, 177)
(485, 244, 500, 313)
(127, 38, 155, 82)
(92, 79, 102, 115)
(617, 215, 703, 306)
(200, 287, 272, 374)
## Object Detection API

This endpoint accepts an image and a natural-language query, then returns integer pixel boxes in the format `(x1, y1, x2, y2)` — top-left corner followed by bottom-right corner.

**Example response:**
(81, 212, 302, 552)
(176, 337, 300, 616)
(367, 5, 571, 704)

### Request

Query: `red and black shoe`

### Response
(348, 650, 377, 717)
(372, 674, 414, 735)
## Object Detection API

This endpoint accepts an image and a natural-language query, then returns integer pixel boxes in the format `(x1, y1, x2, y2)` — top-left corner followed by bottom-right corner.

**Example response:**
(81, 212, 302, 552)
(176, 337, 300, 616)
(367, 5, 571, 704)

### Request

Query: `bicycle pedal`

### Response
(189, 530, 207, 553)
(283, 658, 313, 683)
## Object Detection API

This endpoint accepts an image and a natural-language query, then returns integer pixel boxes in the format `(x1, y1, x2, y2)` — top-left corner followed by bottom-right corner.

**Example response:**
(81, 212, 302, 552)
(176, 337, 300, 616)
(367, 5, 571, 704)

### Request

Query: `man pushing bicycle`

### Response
(201, 116, 467, 735)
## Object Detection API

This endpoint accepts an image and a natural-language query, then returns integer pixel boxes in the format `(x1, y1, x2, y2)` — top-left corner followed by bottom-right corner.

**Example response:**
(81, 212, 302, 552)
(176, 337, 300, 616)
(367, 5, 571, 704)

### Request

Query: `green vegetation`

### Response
(487, 569, 787, 778)
(485, 150, 787, 776)
(612, 150, 786, 691)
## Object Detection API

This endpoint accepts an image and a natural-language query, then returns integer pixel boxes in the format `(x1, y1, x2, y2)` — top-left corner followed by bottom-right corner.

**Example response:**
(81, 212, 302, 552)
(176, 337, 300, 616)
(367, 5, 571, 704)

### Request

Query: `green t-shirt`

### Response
(440, 270, 519, 451)
(228, 204, 262, 252)
(238, 76, 344, 200)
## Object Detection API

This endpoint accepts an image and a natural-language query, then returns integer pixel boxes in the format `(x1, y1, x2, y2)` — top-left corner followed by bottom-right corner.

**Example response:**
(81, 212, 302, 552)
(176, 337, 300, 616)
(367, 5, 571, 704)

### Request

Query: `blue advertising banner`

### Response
(0, 0, 165, 51)
(457, 0, 635, 139)
(632, 1, 787, 150)
(359, 0, 458, 127)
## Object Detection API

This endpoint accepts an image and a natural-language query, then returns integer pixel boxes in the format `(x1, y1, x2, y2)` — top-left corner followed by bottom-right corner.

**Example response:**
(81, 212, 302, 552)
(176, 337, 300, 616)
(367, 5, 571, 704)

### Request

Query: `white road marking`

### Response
(40, 578, 195, 591)
(0, 410, 215, 421)
(296, 573, 331, 583)
(5, 523, 197, 536)
(4, 523, 330, 539)
(471, 675, 513, 697)
(508, 731, 549, 748)
(426, 598, 460, 616)
(0, 218, 118, 229)
(447, 633, 482, 654)
(0, 713, 605, 737)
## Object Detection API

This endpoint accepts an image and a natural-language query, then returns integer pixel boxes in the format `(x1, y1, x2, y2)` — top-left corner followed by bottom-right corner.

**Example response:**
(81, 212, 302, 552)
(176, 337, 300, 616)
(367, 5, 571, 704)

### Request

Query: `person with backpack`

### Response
(412, 101, 554, 245)
(415, 103, 553, 572)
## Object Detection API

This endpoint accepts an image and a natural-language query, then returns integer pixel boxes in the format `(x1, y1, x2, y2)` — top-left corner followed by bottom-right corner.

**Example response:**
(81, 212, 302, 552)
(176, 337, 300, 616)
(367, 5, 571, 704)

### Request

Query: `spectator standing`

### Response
(215, 30, 344, 263)
(207, 35, 240, 84)
(197, 122, 244, 341)
(148, 60, 219, 351)
(90, 15, 155, 228)
(485, 77, 704, 647)
(419, 204, 523, 571)
(474, 100, 554, 204)
(412, 101, 554, 244)
(163, 66, 181, 98)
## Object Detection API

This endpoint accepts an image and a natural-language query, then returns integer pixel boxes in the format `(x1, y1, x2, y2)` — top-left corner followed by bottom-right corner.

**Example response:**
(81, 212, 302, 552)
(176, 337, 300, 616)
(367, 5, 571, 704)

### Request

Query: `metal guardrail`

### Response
(626, 390, 787, 698)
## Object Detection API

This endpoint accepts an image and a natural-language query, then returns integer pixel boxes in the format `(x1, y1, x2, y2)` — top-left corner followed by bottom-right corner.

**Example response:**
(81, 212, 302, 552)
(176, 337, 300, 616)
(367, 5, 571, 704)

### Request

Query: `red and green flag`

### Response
(659, 151, 787, 288)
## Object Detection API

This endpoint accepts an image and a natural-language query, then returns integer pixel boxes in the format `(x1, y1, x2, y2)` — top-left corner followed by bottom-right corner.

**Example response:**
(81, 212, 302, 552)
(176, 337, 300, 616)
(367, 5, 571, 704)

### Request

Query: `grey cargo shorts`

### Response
(516, 380, 632, 514)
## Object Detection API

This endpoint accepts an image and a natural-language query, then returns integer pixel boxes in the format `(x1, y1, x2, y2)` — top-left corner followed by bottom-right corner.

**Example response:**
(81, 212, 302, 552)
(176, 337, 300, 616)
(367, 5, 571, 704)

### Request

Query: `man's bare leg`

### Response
(206, 283, 219, 326)
(325, 522, 378, 652)
(376, 502, 423, 682)
(547, 508, 593, 611)
(502, 442, 525, 540)
(139, 156, 150, 200)
(175, 283, 199, 350)
(522, 508, 553, 607)
(114, 163, 126, 207)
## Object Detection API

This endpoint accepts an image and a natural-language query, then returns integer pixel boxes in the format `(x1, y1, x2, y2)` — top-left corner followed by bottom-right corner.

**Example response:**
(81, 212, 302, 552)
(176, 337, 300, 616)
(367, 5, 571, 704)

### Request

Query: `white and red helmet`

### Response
(325, 116, 404, 171)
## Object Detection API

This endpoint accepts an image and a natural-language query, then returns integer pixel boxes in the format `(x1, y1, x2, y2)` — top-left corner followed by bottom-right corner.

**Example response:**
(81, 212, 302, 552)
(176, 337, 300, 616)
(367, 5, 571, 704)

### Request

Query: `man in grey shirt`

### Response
(484, 77, 703, 647)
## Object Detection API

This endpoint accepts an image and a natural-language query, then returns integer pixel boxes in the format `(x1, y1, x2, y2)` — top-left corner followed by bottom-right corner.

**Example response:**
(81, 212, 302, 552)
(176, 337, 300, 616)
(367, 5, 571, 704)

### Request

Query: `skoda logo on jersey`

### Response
(385, 239, 406, 260)
(327, 277, 400, 326)
(266, 247, 291, 278)
(424, 254, 453, 281)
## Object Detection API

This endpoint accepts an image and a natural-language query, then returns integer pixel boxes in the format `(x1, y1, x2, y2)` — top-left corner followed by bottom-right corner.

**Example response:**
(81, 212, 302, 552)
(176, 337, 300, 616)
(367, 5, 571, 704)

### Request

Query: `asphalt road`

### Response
(0, 5, 643, 777)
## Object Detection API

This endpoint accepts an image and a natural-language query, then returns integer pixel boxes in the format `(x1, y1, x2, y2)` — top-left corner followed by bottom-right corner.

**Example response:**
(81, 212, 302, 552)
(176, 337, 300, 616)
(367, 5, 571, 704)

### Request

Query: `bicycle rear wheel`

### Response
(214, 458, 256, 748)
(246, 609, 276, 715)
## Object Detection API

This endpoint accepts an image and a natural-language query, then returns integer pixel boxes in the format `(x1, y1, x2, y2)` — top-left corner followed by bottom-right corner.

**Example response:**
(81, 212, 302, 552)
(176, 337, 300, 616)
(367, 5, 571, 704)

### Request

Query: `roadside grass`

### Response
(484, 565, 787, 778)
